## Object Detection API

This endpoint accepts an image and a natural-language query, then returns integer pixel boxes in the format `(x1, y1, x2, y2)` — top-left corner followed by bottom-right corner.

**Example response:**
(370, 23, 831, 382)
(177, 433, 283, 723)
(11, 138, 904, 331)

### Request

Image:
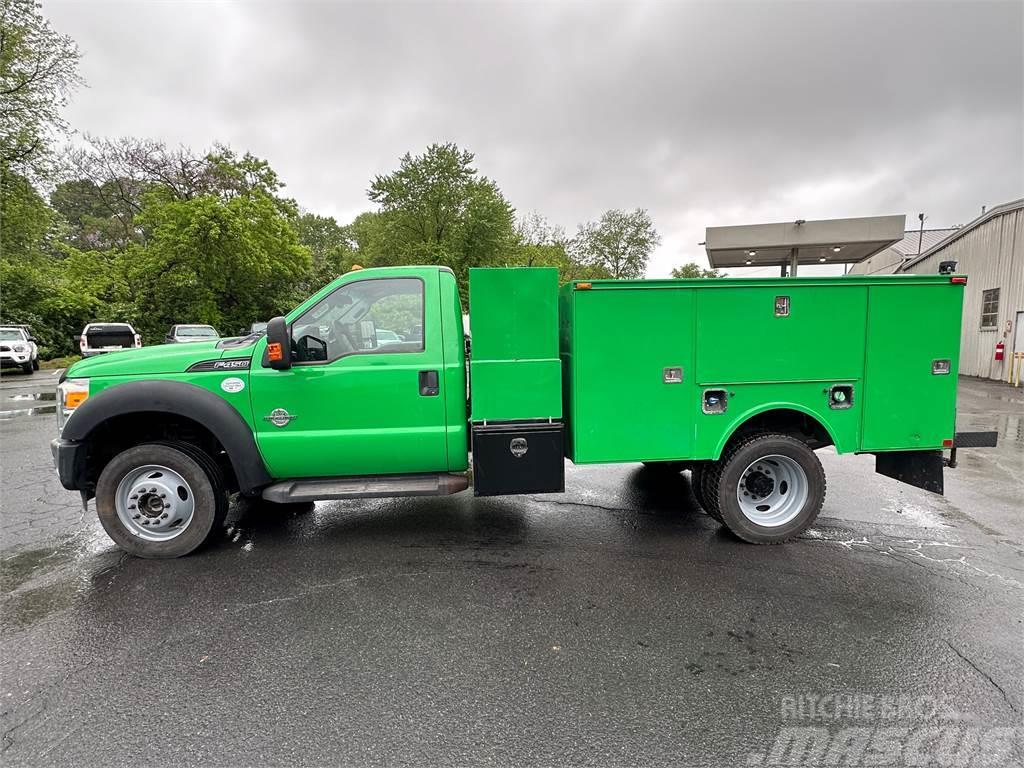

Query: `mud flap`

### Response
(875, 450, 944, 495)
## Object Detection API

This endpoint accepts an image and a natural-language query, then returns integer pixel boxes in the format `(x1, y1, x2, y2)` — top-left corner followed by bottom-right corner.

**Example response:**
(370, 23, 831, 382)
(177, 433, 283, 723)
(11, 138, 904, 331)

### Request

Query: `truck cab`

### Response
(52, 265, 985, 558)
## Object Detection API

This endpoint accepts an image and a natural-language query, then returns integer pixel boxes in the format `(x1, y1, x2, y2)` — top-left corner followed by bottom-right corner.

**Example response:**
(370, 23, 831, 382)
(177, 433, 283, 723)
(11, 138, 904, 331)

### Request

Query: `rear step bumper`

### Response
(261, 472, 470, 504)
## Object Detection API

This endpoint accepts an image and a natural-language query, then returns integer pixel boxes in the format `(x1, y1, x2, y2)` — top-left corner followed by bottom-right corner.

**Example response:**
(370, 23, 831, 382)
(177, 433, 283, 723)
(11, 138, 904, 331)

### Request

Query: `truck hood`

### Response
(67, 340, 255, 378)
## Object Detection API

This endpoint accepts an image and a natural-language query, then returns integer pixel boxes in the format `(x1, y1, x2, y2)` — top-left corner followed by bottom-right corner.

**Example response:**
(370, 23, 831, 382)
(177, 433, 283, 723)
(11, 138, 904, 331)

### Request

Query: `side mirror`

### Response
(266, 316, 292, 370)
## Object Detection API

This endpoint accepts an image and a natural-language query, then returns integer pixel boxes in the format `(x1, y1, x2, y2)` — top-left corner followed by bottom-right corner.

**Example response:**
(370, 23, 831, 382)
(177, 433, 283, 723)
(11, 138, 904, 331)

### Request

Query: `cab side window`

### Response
(291, 278, 424, 363)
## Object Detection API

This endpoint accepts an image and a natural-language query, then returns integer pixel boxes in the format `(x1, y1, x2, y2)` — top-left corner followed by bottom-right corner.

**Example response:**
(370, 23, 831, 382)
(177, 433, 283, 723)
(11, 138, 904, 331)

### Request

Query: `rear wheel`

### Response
(689, 462, 719, 519)
(710, 433, 825, 544)
(96, 443, 227, 558)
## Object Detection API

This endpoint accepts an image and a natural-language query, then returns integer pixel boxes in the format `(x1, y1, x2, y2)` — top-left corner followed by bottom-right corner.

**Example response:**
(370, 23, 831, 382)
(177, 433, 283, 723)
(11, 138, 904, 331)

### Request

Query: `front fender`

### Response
(62, 380, 272, 493)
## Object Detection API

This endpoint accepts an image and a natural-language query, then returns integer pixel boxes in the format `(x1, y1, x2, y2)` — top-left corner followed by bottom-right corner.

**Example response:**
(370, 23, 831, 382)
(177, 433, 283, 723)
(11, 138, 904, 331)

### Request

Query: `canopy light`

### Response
(832, 246, 842, 253)
(748, 250, 757, 257)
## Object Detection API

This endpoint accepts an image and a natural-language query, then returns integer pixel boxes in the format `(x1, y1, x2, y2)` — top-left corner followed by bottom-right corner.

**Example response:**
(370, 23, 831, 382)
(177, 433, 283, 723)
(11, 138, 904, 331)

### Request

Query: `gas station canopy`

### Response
(705, 215, 906, 274)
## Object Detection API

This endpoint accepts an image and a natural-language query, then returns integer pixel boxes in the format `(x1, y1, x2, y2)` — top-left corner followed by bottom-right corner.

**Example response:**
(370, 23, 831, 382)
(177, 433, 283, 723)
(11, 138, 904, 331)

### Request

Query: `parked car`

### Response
(247, 322, 268, 335)
(79, 323, 142, 357)
(164, 325, 221, 344)
(375, 329, 403, 345)
(0, 326, 40, 373)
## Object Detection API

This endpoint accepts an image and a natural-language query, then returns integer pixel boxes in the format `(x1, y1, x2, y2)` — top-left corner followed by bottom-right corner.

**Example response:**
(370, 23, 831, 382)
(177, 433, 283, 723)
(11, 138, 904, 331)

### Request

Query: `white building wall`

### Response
(902, 205, 1024, 381)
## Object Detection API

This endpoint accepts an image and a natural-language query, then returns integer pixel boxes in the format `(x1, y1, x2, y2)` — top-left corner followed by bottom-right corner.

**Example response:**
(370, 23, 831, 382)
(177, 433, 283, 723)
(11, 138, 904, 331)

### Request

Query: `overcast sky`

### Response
(47, 0, 1023, 276)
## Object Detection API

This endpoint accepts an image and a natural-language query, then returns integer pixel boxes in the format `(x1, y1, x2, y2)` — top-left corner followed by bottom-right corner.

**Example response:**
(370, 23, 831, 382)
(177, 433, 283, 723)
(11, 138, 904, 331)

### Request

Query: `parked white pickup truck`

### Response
(0, 326, 40, 374)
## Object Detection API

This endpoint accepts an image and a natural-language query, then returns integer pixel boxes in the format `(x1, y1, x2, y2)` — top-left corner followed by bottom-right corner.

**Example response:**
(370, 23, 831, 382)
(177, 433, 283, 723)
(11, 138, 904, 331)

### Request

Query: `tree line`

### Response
(1, 0, 713, 359)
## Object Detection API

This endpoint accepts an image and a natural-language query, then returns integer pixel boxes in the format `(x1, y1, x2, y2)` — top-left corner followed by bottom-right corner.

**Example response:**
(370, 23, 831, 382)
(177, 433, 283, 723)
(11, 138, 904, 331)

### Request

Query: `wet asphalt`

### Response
(0, 371, 1022, 766)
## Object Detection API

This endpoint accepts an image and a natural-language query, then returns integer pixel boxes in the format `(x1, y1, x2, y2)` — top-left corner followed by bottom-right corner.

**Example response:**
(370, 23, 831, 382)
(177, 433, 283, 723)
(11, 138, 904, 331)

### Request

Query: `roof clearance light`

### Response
(576, 282, 592, 290)
(950, 276, 967, 284)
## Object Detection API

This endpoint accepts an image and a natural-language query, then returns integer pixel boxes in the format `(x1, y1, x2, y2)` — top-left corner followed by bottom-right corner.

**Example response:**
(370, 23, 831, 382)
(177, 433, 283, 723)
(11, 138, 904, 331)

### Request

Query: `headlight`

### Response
(57, 378, 89, 434)
(13, 344, 27, 353)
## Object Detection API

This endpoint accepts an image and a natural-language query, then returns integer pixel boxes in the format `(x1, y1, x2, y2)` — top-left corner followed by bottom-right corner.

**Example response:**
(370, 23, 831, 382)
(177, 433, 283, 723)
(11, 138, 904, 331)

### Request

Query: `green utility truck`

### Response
(52, 266, 986, 558)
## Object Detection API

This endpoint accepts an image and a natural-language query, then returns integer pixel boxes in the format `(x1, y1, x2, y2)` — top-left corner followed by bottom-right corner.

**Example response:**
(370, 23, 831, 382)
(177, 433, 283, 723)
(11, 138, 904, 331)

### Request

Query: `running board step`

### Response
(261, 473, 470, 504)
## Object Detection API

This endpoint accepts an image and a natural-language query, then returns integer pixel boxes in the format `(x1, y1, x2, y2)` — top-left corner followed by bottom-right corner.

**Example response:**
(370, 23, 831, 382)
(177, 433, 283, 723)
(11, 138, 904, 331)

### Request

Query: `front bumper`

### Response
(0, 354, 30, 368)
(51, 438, 85, 491)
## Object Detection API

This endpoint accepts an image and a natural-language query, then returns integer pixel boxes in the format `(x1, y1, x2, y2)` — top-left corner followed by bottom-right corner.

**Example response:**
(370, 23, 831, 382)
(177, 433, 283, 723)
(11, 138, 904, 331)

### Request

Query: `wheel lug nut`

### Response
(160, 513, 168, 519)
(160, 494, 167, 499)
(132, 514, 141, 520)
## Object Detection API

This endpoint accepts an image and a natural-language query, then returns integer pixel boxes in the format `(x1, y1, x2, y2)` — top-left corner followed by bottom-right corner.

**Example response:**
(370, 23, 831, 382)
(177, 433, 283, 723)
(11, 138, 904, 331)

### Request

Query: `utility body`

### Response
(51, 266, 992, 558)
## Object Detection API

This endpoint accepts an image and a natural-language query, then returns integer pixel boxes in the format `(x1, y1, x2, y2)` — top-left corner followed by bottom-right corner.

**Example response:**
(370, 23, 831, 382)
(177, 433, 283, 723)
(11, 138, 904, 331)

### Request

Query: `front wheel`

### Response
(95, 443, 227, 558)
(32, 358, 39, 370)
(21, 362, 33, 374)
(710, 433, 825, 544)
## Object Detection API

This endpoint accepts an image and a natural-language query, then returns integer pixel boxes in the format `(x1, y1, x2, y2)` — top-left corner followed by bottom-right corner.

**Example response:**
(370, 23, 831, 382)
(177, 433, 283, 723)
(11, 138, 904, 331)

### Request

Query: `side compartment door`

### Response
(861, 284, 962, 450)
(571, 286, 695, 462)
(249, 273, 449, 478)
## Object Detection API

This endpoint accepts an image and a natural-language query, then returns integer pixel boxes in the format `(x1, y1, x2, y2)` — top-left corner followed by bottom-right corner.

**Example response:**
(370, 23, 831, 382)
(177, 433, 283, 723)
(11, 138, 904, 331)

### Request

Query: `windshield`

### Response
(177, 326, 219, 338)
(0, 329, 26, 342)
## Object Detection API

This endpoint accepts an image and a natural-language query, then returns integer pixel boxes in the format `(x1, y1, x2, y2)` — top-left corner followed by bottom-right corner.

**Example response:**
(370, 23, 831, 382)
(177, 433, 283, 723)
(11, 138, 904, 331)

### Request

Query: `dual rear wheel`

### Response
(691, 433, 825, 543)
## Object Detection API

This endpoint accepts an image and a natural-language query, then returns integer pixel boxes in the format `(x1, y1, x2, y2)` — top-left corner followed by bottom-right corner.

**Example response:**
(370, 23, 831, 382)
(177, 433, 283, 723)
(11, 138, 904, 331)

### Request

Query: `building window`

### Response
(980, 288, 999, 329)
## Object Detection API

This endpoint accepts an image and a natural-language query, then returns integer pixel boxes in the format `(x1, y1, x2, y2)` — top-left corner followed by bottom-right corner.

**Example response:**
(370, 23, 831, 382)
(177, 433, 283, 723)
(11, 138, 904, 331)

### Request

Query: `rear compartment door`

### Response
(861, 284, 962, 450)
(570, 287, 695, 462)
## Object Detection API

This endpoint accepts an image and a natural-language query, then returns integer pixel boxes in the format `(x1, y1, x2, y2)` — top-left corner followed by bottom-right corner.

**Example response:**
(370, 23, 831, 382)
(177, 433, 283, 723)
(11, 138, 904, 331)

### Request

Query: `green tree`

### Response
(294, 212, 355, 292)
(510, 211, 611, 282)
(671, 262, 723, 279)
(570, 208, 660, 279)
(0, 0, 82, 178)
(124, 189, 311, 342)
(0, 165, 53, 258)
(366, 143, 516, 298)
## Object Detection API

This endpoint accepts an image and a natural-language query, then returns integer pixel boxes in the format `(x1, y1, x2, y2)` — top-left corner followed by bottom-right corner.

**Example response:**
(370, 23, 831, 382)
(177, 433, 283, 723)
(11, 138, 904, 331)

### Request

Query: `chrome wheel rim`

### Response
(115, 464, 195, 541)
(736, 454, 808, 527)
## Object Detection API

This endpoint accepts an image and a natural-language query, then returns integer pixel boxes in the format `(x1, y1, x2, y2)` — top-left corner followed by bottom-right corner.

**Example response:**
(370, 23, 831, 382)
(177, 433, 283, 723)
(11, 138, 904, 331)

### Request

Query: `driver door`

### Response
(249, 272, 449, 479)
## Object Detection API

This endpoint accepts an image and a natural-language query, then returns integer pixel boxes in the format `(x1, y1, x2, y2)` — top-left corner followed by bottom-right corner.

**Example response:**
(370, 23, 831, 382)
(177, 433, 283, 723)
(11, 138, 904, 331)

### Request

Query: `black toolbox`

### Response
(471, 421, 565, 497)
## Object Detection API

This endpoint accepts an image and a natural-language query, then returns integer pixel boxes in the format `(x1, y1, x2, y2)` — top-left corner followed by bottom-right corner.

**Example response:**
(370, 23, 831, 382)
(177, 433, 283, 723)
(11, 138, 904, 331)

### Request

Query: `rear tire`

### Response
(96, 443, 227, 558)
(711, 433, 825, 544)
(690, 463, 720, 519)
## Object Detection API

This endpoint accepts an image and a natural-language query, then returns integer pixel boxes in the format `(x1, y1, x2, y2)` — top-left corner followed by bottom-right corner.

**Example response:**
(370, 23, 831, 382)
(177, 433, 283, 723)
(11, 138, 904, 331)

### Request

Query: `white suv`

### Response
(79, 323, 142, 357)
(0, 326, 40, 374)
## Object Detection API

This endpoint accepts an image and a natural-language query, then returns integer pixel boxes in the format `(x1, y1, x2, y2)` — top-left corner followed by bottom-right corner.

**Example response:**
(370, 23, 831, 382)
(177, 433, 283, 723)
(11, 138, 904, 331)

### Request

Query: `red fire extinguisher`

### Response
(995, 341, 1005, 361)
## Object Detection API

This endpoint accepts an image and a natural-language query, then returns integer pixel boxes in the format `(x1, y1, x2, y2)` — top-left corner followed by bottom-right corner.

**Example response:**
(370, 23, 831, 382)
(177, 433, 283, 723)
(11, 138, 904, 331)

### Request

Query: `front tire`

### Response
(31, 358, 39, 370)
(21, 362, 33, 374)
(95, 443, 227, 558)
(710, 433, 825, 544)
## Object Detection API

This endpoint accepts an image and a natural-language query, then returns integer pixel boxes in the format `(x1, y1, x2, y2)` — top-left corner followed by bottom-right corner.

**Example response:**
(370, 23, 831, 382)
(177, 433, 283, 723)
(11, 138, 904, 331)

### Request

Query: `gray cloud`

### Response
(48, 0, 1023, 275)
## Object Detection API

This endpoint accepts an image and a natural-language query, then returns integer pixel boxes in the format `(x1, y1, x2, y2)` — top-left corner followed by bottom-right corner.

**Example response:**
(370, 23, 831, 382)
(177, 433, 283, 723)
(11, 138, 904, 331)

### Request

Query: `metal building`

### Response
(847, 227, 959, 276)
(896, 198, 1024, 382)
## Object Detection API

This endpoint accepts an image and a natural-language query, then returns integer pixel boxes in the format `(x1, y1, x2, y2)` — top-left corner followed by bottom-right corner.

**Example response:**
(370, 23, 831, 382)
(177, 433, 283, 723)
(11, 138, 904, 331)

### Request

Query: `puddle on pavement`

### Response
(9, 392, 55, 402)
(3, 581, 78, 628)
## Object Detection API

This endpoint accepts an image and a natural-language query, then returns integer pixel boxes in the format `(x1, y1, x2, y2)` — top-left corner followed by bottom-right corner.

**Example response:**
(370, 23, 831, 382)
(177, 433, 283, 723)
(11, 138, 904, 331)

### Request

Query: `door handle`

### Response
(418, 370, 439, 396)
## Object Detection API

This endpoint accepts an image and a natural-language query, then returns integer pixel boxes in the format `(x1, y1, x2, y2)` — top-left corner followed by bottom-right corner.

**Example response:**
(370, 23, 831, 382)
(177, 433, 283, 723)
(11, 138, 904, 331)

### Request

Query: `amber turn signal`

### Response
(267, 342, 283, 362)
(65, 391, 88, 409)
